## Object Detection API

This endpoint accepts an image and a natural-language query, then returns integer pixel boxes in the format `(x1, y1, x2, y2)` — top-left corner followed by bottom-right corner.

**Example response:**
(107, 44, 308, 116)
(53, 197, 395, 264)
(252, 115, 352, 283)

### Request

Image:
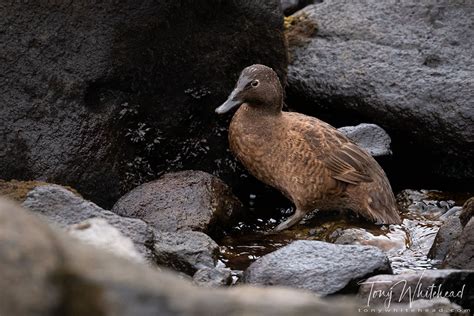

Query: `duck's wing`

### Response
(295, 115, 374, 185)
(323, 142, 373, 185)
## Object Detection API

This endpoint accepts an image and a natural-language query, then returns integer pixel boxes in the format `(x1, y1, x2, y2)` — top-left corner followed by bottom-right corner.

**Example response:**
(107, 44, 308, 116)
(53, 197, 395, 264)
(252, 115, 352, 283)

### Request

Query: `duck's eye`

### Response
(251, 80, 260, 87)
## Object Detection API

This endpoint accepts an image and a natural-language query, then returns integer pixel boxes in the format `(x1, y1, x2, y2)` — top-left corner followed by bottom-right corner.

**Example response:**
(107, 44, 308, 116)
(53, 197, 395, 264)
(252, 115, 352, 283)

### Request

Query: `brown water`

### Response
(217, 190, 472, 274)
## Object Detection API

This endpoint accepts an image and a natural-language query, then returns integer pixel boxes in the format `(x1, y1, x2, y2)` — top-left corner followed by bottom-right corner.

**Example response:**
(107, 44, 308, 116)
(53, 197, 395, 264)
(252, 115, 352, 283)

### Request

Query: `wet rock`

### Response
(22, 184, 155, 261)
(243, 240, 392, 295)
(443, 217, 474, 270)
(1, 198, 380, 316)
(459, 197, 474, 227)
(396, 189, 455, 218)
(333, 227, 406, 252)
(428, 216, 462, 264)
(358, 270, 474, 311)
(67, 218, 145, 263)
(338, 123, 392, 157)
(0, 1, 288, 208)
(112, 171, 243, 234)
(154, 230, 219, 276)
(193, 267, 233, 287)
(286, 1, 474, 185)
(439, 206, 462, 220)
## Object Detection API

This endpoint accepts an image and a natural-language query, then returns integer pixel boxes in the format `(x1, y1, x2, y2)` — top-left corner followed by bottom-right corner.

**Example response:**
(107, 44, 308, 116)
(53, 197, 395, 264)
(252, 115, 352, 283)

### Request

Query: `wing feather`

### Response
(297, 116, 374, 185)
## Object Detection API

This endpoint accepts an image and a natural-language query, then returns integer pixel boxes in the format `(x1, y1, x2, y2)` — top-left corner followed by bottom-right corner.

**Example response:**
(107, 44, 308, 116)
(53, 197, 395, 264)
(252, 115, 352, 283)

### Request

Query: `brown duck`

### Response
(216, 64, 401, 231)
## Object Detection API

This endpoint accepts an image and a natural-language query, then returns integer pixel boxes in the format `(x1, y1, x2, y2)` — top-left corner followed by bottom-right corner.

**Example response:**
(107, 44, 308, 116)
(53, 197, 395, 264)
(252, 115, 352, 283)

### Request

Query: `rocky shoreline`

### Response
(1, 175, 472, 315)
(1, 0, 472, 315)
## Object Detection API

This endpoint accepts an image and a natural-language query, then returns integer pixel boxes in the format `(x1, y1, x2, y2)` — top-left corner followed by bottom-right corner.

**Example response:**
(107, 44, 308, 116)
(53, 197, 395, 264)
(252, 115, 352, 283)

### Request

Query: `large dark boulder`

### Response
(0, 1, 288, 208)
(285, 1, 474, 188)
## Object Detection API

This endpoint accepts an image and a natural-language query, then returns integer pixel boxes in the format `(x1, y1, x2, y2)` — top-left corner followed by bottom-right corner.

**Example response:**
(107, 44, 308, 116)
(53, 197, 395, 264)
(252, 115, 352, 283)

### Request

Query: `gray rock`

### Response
(443, 217, 474, 270)
(287, 0, 474, 183)
(1, 198, 392, 316)
(154, 230, 219, 275)
(358, 270, 474, 311)
(439, 206, 462, 220)
(112, 171, 243, 234)
(0, 0, 288, 208)
(459, 197, 474, 227)
(243, 240, 392, 295)
(428, 216, 462, 264)
(396, 189, 456, 217)
(193, 267, 233, 287)
(338, 123, 392, 157)
(67, 218, 145, 263)
(22, 185, 155, 261)
(0, 199, 62, 316)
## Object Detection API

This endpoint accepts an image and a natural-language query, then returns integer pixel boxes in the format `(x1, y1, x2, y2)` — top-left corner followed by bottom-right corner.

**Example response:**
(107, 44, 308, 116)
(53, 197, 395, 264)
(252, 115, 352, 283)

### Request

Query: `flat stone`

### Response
(67, 218, 145, 263)
(243, 240, 392, 295)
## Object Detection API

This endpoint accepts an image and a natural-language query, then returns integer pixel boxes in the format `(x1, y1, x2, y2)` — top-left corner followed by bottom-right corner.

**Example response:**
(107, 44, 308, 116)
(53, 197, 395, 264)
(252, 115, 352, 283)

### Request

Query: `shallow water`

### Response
(217, 190, 472, 275)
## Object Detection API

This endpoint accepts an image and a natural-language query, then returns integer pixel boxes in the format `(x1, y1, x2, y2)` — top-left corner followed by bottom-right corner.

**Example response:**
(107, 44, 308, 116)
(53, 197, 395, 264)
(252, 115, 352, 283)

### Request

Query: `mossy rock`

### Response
(284, 12, 317, 48)
(0, 180, 79, 202)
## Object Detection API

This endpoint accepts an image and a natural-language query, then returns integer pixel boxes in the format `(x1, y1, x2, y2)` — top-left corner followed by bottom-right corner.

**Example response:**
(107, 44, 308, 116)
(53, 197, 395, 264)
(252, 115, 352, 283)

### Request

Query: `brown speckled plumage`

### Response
(216, 64, 401, 231)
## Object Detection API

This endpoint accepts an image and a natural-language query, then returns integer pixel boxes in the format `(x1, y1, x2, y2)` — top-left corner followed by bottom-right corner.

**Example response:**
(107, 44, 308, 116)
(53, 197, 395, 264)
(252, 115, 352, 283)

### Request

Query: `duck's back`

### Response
(229, 108, 401, 224)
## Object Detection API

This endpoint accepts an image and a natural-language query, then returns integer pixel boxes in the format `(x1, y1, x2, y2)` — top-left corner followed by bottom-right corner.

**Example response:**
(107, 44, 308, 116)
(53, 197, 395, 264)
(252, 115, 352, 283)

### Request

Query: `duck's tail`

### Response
(364, 189, 402, 225)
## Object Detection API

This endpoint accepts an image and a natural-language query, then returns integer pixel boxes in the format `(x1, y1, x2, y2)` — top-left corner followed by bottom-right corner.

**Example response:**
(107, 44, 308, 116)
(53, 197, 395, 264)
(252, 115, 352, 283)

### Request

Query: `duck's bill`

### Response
(215, 99, 241, 114)
(215, 90, 242, 114)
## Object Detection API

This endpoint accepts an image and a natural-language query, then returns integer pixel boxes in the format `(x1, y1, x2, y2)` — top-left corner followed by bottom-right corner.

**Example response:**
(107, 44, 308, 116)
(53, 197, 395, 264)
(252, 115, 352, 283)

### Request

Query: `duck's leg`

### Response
(274, 208, 306, 232)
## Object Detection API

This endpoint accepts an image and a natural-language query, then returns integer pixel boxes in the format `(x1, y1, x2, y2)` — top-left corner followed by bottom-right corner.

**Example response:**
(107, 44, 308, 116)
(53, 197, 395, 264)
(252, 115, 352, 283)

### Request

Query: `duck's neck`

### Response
(233, 103, 283, 138)
(242, 102, 283, 117)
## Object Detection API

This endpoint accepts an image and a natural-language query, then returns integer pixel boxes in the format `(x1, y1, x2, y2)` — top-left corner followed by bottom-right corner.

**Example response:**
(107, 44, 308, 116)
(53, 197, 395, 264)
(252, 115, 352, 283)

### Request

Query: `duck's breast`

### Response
(228, 110, 337, 204)
(228, 110, 291, 195)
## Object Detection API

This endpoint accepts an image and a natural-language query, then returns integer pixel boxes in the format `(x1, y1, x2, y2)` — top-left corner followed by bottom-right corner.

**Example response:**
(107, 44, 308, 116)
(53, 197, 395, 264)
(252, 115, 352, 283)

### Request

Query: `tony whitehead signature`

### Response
(359, 271, 465, 308)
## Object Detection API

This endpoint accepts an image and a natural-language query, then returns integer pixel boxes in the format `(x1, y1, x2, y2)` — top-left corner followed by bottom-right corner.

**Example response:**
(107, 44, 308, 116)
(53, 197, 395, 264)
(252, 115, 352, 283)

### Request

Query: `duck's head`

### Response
(215, 64, 283, 115)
